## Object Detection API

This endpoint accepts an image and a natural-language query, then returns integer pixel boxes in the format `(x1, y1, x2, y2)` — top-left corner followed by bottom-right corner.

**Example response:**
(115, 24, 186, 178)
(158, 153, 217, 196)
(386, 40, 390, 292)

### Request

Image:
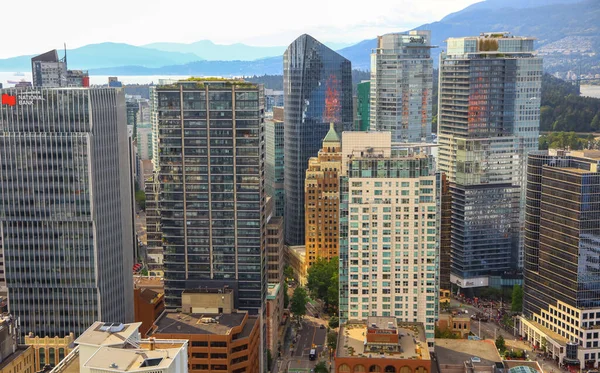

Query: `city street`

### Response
(293, 317, 327, 358)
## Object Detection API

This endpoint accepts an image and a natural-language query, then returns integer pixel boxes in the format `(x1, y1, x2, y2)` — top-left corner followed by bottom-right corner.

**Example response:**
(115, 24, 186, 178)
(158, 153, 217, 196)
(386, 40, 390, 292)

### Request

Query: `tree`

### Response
(314, 361, 329, 373)
(511, 285, 523, 313)
(496, 335, 506, 352)
(290, 287, 309, 324)
(284, 266, 294, 282)
(327, 331, 338, 351)
(267, 350, 273, 370)
(328, 316, 339, 329)
(135, 189, 146, 210)
(306, 257, 339, 312)
(284, 283, 290, 309)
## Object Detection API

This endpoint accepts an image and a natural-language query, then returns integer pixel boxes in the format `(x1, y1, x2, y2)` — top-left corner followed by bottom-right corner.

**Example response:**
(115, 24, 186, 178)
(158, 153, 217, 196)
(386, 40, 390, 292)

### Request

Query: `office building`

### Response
(0, 315, 34, 373)
(339, 132, 438, 344)
(25, 332, 74, 371)
(50, 321, 188, 373)
(335, 318, 431, 373)
(109, 77, 123, 88)
(155, 79, 265, 314)
(305, 123, 342, 267)
(355, 81, 370, 131)
(438, 32, 542, 292)
(150, 289, 260, 373)
(283, 34, 353, 246)
(265, 107, 285, 217)
(264, 89, 284, 112)
(31, 49, 89, 88)
(137, 125, 153, 160)
(520, 150, 600, 366)
(134, 287, 165, 338)
(145, 174, 164, 276)
(0, 87, 134, 337)
(266, 283, 284, 357)
(370, 31, 434, 143)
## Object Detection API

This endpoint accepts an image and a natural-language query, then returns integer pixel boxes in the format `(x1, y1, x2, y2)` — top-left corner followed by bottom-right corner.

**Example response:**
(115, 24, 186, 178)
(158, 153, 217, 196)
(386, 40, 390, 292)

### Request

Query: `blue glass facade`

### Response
(283, 34, 353, 245)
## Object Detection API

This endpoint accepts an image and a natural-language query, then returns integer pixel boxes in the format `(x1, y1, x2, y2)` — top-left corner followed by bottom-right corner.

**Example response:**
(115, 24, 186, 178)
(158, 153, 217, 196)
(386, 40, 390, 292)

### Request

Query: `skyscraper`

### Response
(370, 31, 434, 143)
(155, 79, 266, 314)
(283, 34, 353, 245)
(305, 123, 342, 268)
(339, 132, 439, 346)
(0, 87, 134, 337)
(31, 49, 89, 88)
(521, 150, 600, 366)
(355, 81, 370, 131)
(265, 107, 285, 217)
(438, 32, 542, 292)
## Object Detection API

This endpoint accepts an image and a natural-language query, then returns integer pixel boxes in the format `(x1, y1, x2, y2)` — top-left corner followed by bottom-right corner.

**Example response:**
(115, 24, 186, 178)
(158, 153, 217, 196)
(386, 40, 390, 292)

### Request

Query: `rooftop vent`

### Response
(140, 358, 163, 368)
(109, 363, 118, 369)
(100, 323, 126, 333)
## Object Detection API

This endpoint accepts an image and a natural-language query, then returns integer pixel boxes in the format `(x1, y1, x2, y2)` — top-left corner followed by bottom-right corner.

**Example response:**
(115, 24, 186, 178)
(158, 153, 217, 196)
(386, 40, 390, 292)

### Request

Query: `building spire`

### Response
(323, 122, 340, 143)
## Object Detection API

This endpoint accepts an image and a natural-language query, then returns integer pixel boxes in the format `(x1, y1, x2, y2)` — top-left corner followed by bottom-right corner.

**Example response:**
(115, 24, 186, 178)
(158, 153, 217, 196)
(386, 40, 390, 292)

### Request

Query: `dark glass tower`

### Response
(283, 34, 352, 245)
(0, 87, 135, 337)
(156, 80, 266, 314)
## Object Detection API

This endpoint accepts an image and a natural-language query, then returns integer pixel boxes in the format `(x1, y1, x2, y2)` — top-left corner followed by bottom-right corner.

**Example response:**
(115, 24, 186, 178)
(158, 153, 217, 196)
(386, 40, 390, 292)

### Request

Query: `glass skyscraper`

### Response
(283, 34, 353, 245)
(0, 87, 135, 337)
(155, 79, 266, 314)
(520, 150, 600, 366)
(265, 107, 285, 217)
(370, 31, 434, 143)
(438, 32, 542, 292)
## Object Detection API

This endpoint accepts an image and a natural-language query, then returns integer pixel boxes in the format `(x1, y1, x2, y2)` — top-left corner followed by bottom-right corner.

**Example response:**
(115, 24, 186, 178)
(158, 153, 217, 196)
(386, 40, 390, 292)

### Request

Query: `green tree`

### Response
(328, 316, 339, 329)
(283, 283, 290, 308)
(327, 331, 338, 351)
(435, 327, 459, 339)
(267, 350, 273, 370)
(135, 189, 146, 210)
(496, 335, 506, 352)
(306, 257, 339, 311)
(314, 361, 329, 373)
(511, 285, 523, 313)
(290, 287, 309, 324)
(284, 266, 294, 281)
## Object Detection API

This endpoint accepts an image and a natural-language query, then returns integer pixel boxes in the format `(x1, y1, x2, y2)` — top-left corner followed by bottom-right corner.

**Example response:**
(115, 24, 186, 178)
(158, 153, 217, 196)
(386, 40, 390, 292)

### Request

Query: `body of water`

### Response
(0, 72, 193, 87)
(580, 85, 600, 99)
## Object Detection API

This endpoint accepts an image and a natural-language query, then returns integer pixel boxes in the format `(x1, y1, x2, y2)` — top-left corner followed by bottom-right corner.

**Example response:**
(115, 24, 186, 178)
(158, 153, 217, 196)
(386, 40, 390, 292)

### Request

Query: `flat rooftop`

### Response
(267, 283, 281, 300)
(84, 345, 184, 372)
(435, 339, 501, 366)
(153, 312, 247, 335)
(0, 346, 32, 370)
(133, 276, 164, 291)
(75, 322, 142, 346)
(338, 320, 430, 360)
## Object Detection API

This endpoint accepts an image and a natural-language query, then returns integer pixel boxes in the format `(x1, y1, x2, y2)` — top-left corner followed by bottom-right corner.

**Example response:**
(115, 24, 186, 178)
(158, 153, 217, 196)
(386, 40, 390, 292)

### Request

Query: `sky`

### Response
(0, 0, 482, 58)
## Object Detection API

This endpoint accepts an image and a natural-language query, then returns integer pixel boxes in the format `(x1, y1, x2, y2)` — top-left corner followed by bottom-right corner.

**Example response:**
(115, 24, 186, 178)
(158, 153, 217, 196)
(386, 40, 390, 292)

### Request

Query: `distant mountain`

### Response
(338, 0, 596, 71)
(142, 40, 353, 61)
(89, 57, 284, 77)
(0, 43, 201, 71)
(143, 40, 286, 61)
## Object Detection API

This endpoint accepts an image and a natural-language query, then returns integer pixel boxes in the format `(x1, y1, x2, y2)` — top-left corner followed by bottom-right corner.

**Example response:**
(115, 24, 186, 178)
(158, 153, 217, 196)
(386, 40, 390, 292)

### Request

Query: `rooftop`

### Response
(267, 283, 281, 300)
(153, 311, 248, 335)
(323, 123, 341, 143)
(504, 361, 542, 373)
(84, 344, 184, 372)
(435, 339, 501, 366)
(338, 319, 429, 360)
(0, 346, 32, 370)
(75, 322, 141, 347)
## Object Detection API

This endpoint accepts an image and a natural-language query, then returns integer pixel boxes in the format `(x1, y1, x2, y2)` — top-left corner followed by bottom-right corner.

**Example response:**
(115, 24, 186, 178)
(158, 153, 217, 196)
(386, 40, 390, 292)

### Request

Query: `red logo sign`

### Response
(1, 94, 16, 106)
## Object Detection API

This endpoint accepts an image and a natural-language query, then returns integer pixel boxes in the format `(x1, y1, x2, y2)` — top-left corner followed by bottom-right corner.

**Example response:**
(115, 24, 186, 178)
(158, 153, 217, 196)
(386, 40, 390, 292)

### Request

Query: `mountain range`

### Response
(0, 0, 597, 76)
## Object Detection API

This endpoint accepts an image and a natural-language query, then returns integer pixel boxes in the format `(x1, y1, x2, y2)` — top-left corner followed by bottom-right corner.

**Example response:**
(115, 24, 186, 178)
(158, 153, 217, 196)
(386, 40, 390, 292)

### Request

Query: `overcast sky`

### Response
(1, 0, 481, 58)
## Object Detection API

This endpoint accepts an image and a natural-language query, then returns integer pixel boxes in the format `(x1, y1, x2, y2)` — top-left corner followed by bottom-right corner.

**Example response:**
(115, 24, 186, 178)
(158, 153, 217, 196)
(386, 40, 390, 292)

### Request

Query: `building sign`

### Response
(18, 91, 45, 106)
(450, 274, 488, 288)
(1, 94, 16, 106)
(409, 36, 425, 44)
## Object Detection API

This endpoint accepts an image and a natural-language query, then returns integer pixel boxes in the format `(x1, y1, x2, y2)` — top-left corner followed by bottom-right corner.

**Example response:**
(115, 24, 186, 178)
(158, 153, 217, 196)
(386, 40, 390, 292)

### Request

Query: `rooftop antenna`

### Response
(64, 43, 67, 66)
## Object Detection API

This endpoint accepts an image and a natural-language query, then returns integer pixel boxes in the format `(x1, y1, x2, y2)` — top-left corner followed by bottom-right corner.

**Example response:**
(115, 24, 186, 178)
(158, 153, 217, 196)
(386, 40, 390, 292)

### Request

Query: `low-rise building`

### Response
(335, 318, 431, 373)
(435, 339, 501, 373)
(437, 314, 471, 338)
(0, 315, 34, 373)
(134, 288, 165, 338)
(149, 289, 260, 373)
(266, 284, 284, 356)
(24, 333, 74, 371)
(285, 245, 307, 286)
(49, 321, 188, 373)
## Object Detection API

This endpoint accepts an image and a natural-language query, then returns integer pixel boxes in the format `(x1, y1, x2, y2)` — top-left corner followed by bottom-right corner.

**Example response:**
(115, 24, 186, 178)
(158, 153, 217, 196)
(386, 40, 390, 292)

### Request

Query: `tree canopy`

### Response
(290, 287, 309, 323)
(306, 257, 339, 312)
(511, 285, 523, 313)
